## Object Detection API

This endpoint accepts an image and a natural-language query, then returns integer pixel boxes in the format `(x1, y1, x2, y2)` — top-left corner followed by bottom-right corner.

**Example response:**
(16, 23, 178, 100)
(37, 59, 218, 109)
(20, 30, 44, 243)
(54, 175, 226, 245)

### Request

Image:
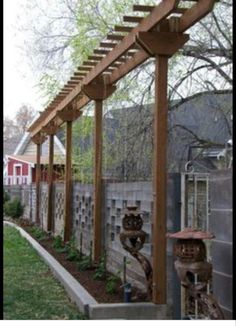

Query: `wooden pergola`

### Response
(28, 0, 218, 304)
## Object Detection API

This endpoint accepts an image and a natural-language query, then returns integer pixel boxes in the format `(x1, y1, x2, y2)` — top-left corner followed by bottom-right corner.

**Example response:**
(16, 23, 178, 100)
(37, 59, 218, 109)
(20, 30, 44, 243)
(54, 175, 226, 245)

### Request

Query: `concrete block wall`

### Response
(53, 183, 65, 236)
(104, 174, 181, 311)
(72, 182, 94, 255)
(209, 169, 232, 319)
(21, 185, 33, 221)
(5, 175, 181, 318)
(104, 181, 153, 292)
(4, 185, 22, 200)
(40, 183, 48, 230)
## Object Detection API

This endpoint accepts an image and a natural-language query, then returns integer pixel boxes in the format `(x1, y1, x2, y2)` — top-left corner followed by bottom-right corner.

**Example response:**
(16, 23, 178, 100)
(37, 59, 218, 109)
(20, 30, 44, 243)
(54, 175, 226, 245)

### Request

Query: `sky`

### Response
(3, 0, 44, 119)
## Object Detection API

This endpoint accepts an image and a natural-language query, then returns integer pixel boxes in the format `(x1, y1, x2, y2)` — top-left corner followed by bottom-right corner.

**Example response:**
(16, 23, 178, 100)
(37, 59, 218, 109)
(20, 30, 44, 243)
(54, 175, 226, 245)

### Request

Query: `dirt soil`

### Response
(13, 218, 148, 304)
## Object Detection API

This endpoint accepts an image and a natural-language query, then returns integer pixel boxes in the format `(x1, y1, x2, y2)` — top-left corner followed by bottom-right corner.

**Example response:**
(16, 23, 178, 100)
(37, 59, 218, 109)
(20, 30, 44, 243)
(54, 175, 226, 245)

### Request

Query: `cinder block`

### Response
(211, 241, 232, 275)
(209, 210, 232, 242)
(210, 171, 232, 209)
(212, 272, 232, 311)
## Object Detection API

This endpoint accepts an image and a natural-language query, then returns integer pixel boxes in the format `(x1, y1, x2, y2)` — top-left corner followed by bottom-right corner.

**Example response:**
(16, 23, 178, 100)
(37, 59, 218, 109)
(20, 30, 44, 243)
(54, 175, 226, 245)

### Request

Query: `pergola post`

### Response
(64, 120, 72, 242)
(82, 82, 116, 262)
(36, 143, 41, 225)
(42, 122, 58, 233)
(152, 54, 168, 304)
(94, 99, 103, 262)
(47, 134, 54, 232)
(32, 133, 47, 226)
(58, 106, 82, 242)
(136, 30, 189, 304)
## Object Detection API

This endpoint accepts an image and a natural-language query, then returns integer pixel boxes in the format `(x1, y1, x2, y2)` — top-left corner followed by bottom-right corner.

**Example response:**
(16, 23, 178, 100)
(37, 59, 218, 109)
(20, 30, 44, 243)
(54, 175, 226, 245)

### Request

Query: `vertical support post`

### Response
(36, 143, 41, 225)
(152, 55, 168, 304)
(93, 99, 103, 263)
(47, 134, 54, 232)
(64, 120, 73, 242)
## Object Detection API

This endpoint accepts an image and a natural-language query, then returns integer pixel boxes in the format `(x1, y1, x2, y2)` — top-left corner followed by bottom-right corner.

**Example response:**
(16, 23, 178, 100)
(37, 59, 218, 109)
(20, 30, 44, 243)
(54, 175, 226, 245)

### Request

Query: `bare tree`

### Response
(15, 104, 36, 133)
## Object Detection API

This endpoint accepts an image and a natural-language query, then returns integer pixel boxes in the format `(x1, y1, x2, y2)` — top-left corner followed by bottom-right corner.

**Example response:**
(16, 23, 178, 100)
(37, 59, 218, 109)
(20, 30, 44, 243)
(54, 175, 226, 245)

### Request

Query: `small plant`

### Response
(77, 255, 93, 271)
(105, 271, 121, 294)
(28, 226, 47, 240)
(77, 240, 93, 271)
(4, 198, 24, 219)
(65, 235, 80, 261)
(52, 235, 67, 252)
(93, 252, 107, 280)
(66, 247, 80, 261)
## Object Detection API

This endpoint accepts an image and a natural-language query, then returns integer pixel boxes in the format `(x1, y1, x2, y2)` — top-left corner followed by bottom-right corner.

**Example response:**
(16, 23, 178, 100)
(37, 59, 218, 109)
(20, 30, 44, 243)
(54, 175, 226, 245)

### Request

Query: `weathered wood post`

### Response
(82, 82, 116, 263)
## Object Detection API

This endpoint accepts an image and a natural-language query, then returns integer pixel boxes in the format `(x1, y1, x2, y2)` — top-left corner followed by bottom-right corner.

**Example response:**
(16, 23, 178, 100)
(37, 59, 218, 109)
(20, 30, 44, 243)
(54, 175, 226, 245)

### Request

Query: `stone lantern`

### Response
(167, 228, 224, 319)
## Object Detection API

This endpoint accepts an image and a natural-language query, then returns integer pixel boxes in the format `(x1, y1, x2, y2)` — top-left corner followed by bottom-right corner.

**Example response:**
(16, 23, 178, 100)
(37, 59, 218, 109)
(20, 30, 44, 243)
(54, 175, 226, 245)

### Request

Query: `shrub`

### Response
(3, 189, 10, 203)
(4, 198, 24, 219)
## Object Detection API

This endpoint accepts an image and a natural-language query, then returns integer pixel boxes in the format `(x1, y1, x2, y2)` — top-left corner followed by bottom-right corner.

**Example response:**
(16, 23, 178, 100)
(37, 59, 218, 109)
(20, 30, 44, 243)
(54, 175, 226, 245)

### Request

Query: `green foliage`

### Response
(105, 271, 121, 294)
(28, 226, 48, 241)
(93, 252, 106, 280)
(4, 198, 24, 219)
(52, 235, 67, 252)
(72, 114, 94, 183)
(3, 189, 10, 203)
(65, 235, 81, 261)
(4, 225, 85, 320)
(77, 255, 93, 271)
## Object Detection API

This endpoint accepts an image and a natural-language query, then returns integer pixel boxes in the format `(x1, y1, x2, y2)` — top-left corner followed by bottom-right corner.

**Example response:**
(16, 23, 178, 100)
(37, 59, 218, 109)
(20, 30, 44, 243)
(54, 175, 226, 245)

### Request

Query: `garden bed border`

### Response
(4, 221, 168, 319)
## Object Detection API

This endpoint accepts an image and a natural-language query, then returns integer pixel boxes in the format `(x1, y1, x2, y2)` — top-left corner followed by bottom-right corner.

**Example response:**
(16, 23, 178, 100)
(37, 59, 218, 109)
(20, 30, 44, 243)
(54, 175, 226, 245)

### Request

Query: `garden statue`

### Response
(120, 206, 153, 298)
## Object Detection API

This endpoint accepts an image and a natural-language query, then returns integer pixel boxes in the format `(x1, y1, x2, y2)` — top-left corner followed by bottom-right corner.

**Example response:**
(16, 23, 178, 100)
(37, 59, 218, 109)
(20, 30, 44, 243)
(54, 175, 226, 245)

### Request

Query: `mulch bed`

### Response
(11, 218, 149, 304)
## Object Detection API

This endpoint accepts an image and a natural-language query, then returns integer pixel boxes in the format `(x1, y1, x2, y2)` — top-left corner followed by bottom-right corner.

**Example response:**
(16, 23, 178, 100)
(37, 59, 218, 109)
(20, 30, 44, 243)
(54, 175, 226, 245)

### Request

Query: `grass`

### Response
(3, 225, 86, 320)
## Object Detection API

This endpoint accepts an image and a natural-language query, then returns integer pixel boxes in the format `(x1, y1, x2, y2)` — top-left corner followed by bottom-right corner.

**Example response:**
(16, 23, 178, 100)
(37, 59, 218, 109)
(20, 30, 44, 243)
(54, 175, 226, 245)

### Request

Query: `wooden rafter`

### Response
(133, 5, 155, 12)
(114, 25, 133, 32)
(107, 34, 125, 41)
(123, 16, 144, 23)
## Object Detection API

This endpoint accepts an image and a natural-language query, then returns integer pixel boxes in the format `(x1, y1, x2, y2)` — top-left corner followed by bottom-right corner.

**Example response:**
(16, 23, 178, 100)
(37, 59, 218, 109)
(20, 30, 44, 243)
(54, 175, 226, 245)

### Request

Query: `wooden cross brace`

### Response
(82, 83, 116, 100)
(31, 133, 47, 145)
(135, 31, 189, 57)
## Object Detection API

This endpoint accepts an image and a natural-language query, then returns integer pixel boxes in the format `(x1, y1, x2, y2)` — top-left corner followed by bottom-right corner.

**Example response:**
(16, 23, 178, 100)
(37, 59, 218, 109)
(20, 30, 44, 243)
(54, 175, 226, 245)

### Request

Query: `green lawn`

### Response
(3, 225, 86, 320)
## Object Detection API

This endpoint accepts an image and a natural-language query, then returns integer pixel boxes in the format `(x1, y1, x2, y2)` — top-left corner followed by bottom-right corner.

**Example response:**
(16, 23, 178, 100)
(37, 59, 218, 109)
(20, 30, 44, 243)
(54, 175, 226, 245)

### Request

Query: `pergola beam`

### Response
(28, 0, 217, 138)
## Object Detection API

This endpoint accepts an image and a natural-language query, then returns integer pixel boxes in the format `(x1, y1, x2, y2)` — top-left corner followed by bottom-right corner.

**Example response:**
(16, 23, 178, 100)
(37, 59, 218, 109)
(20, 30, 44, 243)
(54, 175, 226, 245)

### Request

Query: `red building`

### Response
(4, 155, 65, 185)
(4, 132, 65, 185)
